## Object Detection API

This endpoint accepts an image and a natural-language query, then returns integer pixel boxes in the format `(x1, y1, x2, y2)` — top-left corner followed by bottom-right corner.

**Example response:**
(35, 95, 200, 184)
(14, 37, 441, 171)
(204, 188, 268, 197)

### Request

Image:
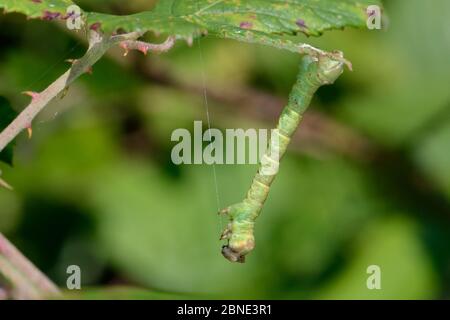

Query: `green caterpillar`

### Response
(219, 53, 345, 263)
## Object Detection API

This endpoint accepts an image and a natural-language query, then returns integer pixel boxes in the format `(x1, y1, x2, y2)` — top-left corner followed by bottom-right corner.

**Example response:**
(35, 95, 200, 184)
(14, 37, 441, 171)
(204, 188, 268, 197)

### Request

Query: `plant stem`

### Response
(0, 32, 175, 153)
(0, 232, 60, 299)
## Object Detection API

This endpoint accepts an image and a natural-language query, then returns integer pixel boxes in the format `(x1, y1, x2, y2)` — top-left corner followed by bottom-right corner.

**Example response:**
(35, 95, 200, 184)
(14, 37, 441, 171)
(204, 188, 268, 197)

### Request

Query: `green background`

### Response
(0, 0, 449, 299)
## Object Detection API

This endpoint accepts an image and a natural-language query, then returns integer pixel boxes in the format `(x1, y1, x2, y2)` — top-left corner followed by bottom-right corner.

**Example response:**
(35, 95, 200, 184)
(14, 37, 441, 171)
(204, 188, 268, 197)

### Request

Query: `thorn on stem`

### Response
(26, 125, 33, 139)
(0, 177, 13, 191)
(22, 91, 39, 100)
(137, 43, 148, 55)
(60, 87, 69, 99)
(0, 179, 13, 190)
(120, 43, 129, 56)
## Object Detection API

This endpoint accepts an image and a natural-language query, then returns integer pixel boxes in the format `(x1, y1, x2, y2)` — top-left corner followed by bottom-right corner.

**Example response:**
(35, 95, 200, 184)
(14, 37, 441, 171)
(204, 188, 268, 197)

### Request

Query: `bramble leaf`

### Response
(1, 0, 381, 47)
(89, 0, 379, 37)
(1, 0, 76, 20)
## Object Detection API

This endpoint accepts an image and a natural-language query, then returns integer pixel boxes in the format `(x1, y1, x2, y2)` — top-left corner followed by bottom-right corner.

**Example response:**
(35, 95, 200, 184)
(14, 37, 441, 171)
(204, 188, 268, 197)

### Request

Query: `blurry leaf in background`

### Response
(337, 0, 450, 146)
(0, 96, 18, 165)
(81, 57, 140, 96)
(414, 120, 450, 200)
(316, 216, 437, 299)
(0, 189, 21, 233)
(167, 38, 254, 91)
(250, 45, 299, 96)
(138, 87, 205, 143)
(266, 156, 385, 282)
(0, 22, 78, 92)
(8, 110, 120, 199)
(13, 195, 96, 275)
(90, 160, 271, 296)
(89, 153, 392, 298)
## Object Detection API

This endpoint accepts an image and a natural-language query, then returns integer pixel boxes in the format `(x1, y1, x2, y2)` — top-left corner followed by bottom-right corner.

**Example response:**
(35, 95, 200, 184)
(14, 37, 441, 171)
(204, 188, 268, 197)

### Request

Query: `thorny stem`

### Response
(120, 36, 176, 56)
(0, 232, 60, 299)
(0, 32, 176, 154)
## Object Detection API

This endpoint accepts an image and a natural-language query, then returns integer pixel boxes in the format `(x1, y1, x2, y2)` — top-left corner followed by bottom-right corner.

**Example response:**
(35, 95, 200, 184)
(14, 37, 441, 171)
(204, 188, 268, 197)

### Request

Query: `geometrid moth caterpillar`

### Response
(219, 53, 346, 263)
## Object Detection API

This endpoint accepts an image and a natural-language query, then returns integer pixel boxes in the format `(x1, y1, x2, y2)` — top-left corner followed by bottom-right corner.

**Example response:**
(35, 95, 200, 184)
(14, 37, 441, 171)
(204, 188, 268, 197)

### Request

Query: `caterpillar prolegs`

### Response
(219, 53, 345, 263)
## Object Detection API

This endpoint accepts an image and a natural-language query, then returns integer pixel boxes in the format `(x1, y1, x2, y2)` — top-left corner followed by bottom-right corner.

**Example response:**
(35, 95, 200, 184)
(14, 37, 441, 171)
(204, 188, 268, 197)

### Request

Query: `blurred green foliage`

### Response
(0, 0, 449, 299)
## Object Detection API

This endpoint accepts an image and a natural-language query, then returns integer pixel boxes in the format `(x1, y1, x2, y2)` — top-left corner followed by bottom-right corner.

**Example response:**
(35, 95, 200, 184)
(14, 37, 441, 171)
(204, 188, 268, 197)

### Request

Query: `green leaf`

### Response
(0, 0, 76, 20)
(0, 97, 17, 166)
(1, 0, 381, 46)
(87, 0, 378, 38)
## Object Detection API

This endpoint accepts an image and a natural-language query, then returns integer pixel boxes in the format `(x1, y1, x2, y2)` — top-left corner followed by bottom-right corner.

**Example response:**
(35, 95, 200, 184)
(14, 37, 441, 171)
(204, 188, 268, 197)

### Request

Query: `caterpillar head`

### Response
(222, 234, 255, 263)
(220, 204, 257, 263)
